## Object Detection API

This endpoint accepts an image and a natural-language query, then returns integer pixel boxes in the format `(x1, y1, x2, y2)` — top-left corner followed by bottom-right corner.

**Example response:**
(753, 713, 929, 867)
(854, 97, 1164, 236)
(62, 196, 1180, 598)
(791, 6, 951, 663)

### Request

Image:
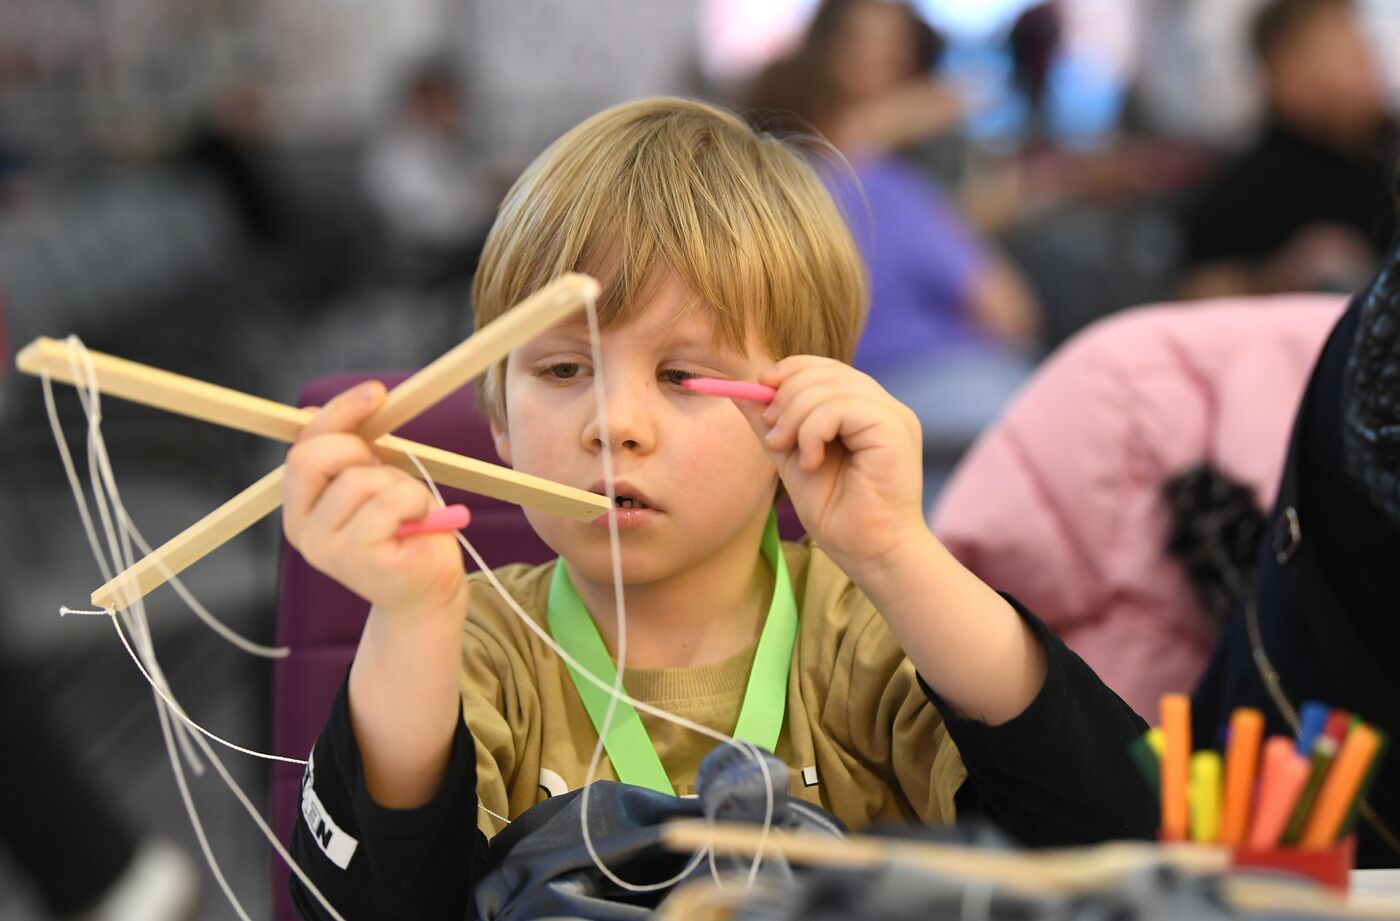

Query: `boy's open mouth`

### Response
(591, 481, 659, 512)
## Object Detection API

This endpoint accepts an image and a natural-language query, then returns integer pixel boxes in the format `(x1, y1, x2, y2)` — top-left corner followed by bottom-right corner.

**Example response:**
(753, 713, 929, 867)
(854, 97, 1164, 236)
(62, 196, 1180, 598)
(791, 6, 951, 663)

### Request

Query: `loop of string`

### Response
(42, 337, 345, 921)
(400, 288, 779, 892)
(40, 289, 785, 920)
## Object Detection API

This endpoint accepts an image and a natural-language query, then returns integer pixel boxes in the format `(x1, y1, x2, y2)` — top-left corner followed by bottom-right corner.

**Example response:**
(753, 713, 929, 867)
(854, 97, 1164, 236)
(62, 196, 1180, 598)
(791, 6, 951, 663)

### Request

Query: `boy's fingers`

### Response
(344, 478, 436, 545)
(284, 434, 382, 533)
(760, 364, 844, 423)
(297, 381, 387, 442)
(795, 402, 850, 471)
(303, 464, 403, 537)
(756, 355, 823, 387)
(742, 368, 838, 453)
(765, 380, 841, 452)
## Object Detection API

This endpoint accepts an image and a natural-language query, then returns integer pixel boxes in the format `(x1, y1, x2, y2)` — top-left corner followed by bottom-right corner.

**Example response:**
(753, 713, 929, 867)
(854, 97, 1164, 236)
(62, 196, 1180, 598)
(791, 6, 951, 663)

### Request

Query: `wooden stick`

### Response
(360, 272, 599, 440)
(370, 435, 606, 519)
(79, 273, 599, 611)
(663, 821, 1400, 919)
(17, 336, 310, 443)
(15, 337, 610, 520)
(92, 469, 285, 611)
(665, 820, 1222, 898)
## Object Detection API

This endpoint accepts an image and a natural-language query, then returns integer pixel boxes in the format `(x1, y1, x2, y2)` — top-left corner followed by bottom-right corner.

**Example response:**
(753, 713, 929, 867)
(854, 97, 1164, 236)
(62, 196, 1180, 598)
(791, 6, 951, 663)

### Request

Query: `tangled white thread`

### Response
(39, 286, 784, 919)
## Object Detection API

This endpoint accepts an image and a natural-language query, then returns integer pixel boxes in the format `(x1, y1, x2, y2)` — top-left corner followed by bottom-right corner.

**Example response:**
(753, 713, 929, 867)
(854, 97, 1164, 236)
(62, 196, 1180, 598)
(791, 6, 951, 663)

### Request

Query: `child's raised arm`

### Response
(284, 381, 471, 808)
(738, 356, 1046, 724)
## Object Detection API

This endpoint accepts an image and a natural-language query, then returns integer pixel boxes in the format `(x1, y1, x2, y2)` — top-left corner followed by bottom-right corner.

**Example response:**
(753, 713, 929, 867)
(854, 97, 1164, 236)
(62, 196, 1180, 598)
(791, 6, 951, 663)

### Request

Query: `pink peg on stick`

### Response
(681, 377, 776, 405)
(395, 504, 471, 539)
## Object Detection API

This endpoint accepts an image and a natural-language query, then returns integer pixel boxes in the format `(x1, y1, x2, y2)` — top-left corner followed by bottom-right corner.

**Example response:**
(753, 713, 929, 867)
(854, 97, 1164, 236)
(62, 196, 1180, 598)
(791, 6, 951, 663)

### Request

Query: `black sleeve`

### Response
(920, 595, 1158, 847)
(288, 672, 493, 921)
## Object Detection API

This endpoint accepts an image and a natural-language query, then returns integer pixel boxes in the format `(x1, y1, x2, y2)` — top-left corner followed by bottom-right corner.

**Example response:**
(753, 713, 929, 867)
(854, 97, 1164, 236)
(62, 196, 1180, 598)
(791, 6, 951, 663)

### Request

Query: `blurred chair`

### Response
(269, 370, 803, 920)
(930, 295, 1345, 718)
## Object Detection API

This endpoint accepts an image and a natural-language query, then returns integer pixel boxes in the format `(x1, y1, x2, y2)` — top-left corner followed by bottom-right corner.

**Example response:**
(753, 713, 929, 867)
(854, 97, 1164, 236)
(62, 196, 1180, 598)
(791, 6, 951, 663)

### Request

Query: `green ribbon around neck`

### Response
(546, 510, 797, 796)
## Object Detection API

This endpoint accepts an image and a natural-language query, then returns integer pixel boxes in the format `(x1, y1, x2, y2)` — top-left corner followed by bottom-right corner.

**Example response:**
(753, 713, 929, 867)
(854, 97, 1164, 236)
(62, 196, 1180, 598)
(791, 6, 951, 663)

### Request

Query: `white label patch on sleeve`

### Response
(301, 753, 359, 869)
(538, 767, 569, 799)
(801, 765, 819, 787)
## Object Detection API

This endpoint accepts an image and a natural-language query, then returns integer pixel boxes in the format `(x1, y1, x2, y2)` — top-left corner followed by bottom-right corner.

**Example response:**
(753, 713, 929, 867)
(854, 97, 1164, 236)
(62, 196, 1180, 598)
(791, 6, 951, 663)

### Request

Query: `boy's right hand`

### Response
(283, 381, 469, 617)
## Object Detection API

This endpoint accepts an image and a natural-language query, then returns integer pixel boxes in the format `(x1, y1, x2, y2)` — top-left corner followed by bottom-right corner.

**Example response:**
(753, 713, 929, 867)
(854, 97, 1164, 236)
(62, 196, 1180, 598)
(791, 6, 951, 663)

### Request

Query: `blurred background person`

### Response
(745, 0, 1042, 495)
(1007, 1, 1064, 145)
(363, 58, 496, 288)
(180, 79, 287, 254)
(1179, 0, 1398, 298)
(5, 1, 1400, 916)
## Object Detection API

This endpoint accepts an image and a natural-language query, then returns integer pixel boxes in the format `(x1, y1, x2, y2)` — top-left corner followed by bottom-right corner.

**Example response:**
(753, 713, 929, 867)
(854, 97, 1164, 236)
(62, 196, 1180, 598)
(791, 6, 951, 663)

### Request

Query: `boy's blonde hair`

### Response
(472, 96, 868, 422)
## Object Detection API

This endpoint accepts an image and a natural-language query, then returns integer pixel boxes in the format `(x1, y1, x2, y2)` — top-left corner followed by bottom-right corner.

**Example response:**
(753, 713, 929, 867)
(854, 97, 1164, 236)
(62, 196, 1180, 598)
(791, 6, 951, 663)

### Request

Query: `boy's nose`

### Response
(590, 433, 641, 452)
(581, 383, 656, 454)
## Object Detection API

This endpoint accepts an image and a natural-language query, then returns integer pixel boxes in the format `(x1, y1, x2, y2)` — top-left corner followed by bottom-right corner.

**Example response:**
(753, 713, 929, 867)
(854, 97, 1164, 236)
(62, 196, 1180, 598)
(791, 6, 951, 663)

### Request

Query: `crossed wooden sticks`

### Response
(15, 273, 609, 612)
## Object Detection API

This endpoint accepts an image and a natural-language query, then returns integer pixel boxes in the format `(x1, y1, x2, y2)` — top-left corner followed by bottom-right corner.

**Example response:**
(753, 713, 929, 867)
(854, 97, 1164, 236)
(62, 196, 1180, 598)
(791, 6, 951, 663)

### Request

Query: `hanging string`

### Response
(39, 284, 786, 919)
(575, 288, 776, 891)
(398, 288, 779, 892)
(41, 337, 349, 921)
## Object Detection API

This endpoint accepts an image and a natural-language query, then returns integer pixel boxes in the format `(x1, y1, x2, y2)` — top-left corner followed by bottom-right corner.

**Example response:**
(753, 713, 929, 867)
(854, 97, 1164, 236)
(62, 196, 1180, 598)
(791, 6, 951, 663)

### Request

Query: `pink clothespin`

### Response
(395, 504, 471, 539)
(680, 377, 776, 405)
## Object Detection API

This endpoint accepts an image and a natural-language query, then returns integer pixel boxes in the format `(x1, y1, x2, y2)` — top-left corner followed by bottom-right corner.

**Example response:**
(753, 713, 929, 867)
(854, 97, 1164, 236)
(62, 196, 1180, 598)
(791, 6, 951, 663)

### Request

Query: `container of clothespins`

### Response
(1229, 836, 1356, 889)
(1135, 695, 1387, 890)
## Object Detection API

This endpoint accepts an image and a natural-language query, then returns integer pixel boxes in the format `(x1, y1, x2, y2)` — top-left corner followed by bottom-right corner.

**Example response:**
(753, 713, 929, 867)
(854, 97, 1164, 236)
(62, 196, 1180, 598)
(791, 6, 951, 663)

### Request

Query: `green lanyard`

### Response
(546, 510, 798, 796)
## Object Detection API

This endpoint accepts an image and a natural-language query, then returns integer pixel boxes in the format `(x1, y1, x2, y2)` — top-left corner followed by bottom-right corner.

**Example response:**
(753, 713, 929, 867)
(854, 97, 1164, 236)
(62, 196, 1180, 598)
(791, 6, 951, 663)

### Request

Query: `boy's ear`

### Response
(489, 417, 513, 466)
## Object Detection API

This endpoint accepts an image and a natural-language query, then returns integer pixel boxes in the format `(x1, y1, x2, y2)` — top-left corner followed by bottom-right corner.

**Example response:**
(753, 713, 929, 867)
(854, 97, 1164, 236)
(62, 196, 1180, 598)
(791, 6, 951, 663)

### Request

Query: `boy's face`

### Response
(492, 275, 781, 586)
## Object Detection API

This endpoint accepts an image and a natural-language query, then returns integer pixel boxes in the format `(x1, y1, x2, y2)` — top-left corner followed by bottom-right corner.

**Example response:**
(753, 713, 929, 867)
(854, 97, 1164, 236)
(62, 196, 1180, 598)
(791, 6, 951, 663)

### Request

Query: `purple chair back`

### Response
(270, 371, 803, 920)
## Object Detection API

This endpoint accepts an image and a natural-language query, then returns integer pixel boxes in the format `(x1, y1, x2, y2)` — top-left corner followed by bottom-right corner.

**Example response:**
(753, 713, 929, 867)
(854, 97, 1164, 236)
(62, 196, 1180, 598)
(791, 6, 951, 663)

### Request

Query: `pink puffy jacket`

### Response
(931, 296, 1346, 718)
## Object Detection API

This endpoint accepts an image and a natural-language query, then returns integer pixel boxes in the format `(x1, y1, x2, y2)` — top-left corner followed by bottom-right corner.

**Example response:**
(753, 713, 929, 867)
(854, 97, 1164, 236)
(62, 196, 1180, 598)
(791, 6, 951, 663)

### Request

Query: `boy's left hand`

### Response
(739, 356, 929, 575)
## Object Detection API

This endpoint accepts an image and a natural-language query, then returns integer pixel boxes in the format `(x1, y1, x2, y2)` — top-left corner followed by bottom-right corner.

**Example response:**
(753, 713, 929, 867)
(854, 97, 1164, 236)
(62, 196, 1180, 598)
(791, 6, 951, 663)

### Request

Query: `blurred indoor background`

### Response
(1, 1, 1398, 918)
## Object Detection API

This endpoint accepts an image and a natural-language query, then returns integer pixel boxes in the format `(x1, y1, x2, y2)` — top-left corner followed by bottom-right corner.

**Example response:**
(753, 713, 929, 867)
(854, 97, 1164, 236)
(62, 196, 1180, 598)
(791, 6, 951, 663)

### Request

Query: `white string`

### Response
(575, 291, 776, 890)
(102, 606, 308, 766)
(59, 336, 289, 659)
(45, 356, 206, 774)
(400, 288, 779, 894)
(38, 286, 785, 918)
(40, 338, 350, 921)
(480, 802, 512, 827)
(42, 356, 298, 765)
(54, 347, 251, 916)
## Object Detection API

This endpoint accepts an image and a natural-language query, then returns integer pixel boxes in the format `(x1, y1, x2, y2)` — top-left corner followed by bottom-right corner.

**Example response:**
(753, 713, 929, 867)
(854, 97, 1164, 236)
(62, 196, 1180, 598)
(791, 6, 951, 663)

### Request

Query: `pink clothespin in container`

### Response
(395, 504, 472, 539)
(680, 377, 776, 405)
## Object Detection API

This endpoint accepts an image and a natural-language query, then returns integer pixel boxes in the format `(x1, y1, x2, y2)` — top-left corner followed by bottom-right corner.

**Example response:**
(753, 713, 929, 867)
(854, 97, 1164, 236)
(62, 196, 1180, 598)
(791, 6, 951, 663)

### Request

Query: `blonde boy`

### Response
(285, 98, 1153, 918)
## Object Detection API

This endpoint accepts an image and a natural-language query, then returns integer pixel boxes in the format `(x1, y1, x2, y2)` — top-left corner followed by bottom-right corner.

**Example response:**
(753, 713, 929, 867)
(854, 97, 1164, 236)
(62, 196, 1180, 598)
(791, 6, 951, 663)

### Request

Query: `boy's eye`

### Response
(543, 363, 583, 380)
(661, 368, 702, 386)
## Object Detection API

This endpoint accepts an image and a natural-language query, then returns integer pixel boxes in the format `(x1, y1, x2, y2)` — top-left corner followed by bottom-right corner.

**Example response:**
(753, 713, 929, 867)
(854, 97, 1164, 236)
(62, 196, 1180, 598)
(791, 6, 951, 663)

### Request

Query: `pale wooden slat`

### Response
(360, 272, 599, 440)
(73, 273, 600, 611)
(91, 469, 285, 611)
(16, 337, 609, 521)
(662, 821, 1400, 920)
(17, 336, 310, 444)
(663, 819, 1209, 897)
(370, 434, 606, 518)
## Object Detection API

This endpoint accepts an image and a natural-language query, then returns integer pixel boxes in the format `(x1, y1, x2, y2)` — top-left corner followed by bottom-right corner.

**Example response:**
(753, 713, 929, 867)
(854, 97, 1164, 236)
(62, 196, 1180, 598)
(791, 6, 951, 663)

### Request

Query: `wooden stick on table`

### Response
(665, 820, 1223, 898)
(18, 273, 600, 612)
(15, 337, 610, 520)
(663, 821, 1400, 920)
